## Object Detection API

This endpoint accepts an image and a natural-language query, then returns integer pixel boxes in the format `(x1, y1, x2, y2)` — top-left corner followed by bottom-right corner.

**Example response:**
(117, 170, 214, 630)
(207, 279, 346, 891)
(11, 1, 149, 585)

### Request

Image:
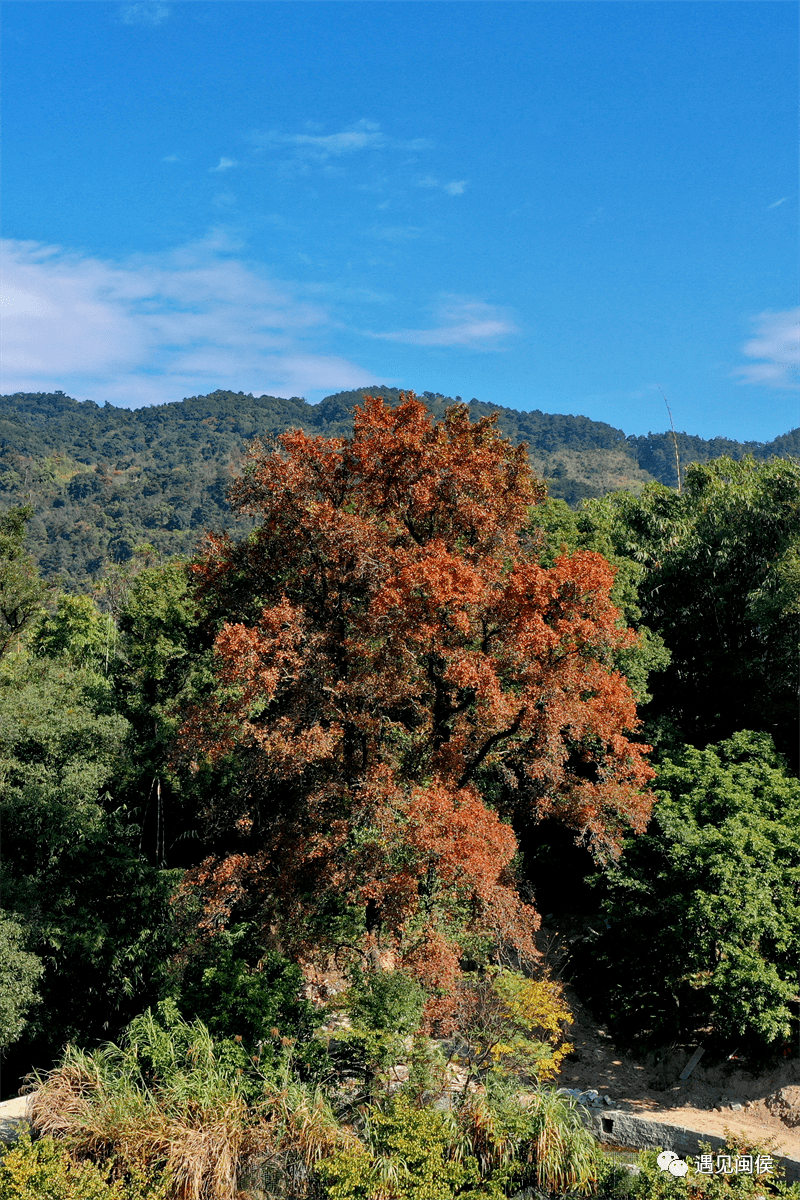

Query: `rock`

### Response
(766, 1086, 800, 1128)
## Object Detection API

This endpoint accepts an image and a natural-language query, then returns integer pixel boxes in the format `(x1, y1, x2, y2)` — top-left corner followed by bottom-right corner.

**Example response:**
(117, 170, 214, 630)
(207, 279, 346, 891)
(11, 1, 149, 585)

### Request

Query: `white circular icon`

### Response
(657, 1151, 678, 1170)
(668, 1159, 689, 1177)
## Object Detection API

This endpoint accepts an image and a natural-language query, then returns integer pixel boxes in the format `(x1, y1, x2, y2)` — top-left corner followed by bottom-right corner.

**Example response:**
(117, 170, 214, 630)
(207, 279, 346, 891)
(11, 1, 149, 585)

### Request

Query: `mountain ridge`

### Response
(2, 387, 797, 588)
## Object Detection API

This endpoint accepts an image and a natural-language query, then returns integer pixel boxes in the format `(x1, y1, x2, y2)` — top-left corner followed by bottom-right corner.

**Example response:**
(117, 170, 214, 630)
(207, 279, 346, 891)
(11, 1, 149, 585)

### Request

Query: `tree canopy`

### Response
(578, 456, 800, 767)
(577, 731, 800, 1052)
(178, 395, 655, 999)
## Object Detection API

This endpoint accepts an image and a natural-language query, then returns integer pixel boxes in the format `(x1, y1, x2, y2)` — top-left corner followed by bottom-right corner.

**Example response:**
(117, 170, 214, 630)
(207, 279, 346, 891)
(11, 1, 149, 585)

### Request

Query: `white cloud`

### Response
(290, 130, 385, 157)
(366, 225, 424, 242)
(368, 298, 518, 350)
(417, 177, 466, 196)
(211, 157, 238, 173)
(734, 308, 800, 390)
(251, 120, 432, 165)
(766, 197, 788, 210)
(119, 3, 170, 27)
(0, 236, 375, 406)
(162, 154, 179, 163)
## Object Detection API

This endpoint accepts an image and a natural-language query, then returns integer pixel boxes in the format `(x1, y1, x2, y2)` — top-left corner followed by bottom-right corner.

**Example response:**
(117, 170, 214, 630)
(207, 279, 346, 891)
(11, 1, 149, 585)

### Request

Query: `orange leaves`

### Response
(405, 782, 516, 900)
(179, 394, 655, 982)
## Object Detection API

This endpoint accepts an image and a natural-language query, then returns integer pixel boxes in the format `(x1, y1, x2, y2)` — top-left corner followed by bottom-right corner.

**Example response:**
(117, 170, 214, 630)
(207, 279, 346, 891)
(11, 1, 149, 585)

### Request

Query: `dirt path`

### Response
(555, 984, 800, 1159)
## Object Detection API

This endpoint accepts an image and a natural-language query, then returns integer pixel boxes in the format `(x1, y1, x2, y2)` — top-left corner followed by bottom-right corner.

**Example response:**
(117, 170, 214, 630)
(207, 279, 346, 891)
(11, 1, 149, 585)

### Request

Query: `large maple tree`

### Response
(179, 396, 654, 988)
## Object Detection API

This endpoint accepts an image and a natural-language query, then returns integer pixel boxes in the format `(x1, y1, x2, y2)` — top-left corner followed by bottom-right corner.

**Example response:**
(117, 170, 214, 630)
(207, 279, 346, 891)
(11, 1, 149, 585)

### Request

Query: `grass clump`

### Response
(24, 1000, 335, 1200)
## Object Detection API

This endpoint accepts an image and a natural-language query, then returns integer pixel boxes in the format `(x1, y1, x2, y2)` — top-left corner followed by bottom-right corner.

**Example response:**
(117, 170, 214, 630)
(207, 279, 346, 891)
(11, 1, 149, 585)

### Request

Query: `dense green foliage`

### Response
(575, 732, 800, 1052)
(2, 389, 796, 589)
(0, 506, 48, 658)
(0, 638, 179, 1078)
(0, 913, 43, 1052)
(172, 924, 326, 1079)
(0, 394, 798, 1198)
(579, 456, 800, 767)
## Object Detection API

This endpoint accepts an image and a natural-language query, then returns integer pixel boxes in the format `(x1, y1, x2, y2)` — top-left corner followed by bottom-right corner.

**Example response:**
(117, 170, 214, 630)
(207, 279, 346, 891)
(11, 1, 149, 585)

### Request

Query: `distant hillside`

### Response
(1, 387, 797, 588)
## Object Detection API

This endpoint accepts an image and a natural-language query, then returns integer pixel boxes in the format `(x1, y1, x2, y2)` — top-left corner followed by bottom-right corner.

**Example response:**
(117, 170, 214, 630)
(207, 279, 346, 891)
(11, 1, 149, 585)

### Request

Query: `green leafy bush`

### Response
(0, 913, 43, 1050)
(324, 969, 427, 1091)
(316, 1094, 490, 1200)
(0, 1131, 167, 1200)
(174, 924, 328, 1081)
(346, 968, 426, 1038)
(575, 732, 800, 1053)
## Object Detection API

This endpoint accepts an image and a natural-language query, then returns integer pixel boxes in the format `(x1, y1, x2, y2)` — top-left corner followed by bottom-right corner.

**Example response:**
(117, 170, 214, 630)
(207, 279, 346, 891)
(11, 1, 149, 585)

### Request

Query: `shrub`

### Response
(443, 969, 574, 1087)
(316, 1094, 490, 1200)
(0, 1131, 167, 1200)
(316, 1087, 603, 1200)
(346, 969, 426, 1039)
(175, 924, 320, 1055)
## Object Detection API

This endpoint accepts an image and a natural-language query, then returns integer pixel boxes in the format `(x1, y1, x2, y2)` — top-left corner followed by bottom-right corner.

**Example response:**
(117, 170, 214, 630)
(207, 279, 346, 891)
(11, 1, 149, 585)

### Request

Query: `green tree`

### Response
(0, 912, 44, 1052)
(0, 506, 47, 659)
(0, 648, 178, 1071)
(579, 457, 800, 766)
(577, 732, 800, 1052)
(110, 560, 219, 868)
(32, 593, 116, 672)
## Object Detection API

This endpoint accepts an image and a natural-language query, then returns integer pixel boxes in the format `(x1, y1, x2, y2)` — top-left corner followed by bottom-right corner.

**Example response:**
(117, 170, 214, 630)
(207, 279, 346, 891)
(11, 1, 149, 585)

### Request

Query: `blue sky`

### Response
(1, 1, 797, 441)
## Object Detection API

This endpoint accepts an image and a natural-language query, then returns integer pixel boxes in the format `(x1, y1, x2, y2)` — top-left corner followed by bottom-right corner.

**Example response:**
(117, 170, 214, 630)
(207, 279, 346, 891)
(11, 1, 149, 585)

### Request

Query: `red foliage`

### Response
(178, 396, 654, 983)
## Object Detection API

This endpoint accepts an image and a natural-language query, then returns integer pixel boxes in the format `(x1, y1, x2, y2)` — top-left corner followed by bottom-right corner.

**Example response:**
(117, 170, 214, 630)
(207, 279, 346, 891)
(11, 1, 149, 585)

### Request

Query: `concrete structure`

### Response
(586, 1107, 800, 1184)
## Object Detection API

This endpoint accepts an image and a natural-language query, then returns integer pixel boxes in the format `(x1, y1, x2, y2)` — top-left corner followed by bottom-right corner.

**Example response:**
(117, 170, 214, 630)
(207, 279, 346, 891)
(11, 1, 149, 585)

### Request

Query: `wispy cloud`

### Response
(417, 176, 467, 196)
(368, 297, 518, 350)
(119, 2, 170, 27)
(366, 225, 424, 242)
(766, 197, 788, 210)
(733, 308, 800, 390)
(0, 235, 375, 407)
(251, 120, 432, 165)
(162, 154, 179, 163)
(211, 157, 238, 173)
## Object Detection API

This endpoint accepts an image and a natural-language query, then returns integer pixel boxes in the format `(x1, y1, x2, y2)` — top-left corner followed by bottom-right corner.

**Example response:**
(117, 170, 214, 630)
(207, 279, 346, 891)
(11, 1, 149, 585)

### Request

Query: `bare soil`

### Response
(555, 983, 800, 1159)
(300, 945, 800, 1158)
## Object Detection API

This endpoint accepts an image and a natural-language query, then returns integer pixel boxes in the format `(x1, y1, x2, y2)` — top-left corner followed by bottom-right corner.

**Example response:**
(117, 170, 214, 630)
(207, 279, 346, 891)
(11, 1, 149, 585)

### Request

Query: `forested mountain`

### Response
(1, 387, 798, 590)
(1, 396, 799, 1200)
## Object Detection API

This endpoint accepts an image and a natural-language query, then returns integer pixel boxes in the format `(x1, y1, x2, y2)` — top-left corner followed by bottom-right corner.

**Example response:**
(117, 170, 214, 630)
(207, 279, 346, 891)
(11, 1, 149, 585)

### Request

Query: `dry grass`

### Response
(26, 1043, 352, 1200)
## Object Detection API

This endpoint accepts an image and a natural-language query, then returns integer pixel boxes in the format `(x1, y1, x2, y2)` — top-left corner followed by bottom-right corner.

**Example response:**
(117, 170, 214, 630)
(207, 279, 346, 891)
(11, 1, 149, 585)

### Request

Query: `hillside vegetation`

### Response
(2, 387, 796, 589)
(1, 393, 799, 1199)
